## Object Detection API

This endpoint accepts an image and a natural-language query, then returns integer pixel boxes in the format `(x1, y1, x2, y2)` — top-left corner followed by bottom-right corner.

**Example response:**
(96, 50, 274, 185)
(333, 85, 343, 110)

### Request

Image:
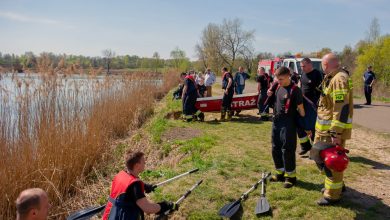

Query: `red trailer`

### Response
(195, 93, 258, 112)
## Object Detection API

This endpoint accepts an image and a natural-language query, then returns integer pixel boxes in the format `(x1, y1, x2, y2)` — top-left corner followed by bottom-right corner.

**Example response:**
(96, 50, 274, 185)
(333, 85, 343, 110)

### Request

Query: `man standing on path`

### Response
(15, 188, 51, 220)
(204, 68, 216, 97)
(220, 67, 234, 121)
(234, 66, 250, 116)
(312, 53, 353, 206)
(297, 58, 323, 155)
(363, 65, 376, 105)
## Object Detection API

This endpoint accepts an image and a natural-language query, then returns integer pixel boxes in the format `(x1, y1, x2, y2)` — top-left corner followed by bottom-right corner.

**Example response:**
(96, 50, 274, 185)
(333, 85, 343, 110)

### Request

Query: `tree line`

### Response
(1, 17, 388, 95)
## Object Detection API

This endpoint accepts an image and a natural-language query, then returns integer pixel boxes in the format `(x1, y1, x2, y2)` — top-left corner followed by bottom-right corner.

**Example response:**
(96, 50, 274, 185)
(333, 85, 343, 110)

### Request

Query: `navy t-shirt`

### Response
(300, 69, 323, 104)
(364, 71, 376, 85)
(274, 83, 303, 116)
(184, 78, 197, 96)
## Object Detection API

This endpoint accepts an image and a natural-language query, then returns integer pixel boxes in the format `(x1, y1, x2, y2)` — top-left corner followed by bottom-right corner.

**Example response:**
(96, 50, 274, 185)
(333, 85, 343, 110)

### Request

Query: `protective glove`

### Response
(157, 201, 179, 214)
(144, 183, 157, 193)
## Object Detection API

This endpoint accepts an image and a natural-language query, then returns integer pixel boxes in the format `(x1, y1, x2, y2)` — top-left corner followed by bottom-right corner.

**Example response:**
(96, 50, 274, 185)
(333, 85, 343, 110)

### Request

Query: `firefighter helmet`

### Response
(320, 145, 349, 172)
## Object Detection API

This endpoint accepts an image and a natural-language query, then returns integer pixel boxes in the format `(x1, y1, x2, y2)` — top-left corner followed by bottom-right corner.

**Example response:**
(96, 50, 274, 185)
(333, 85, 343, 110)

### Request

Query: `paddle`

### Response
(66, 205, 105, 220)
(218, 172, 271, 218)
(66, 168, 199, 220)
(155, 179, 203, 220)
(255, 172, 270, 215)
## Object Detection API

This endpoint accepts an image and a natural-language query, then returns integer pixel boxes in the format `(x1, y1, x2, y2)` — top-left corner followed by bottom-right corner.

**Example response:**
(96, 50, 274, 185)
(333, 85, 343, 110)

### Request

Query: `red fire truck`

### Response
(257, 57, 282, 75)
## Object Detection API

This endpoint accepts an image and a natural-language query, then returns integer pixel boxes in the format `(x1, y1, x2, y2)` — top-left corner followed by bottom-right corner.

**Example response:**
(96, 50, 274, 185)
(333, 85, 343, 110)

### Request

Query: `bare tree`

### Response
(366, 17, 381, 43)
(152, 51, 161, 72)
(102, 49, 115, 74)
(220, 18, 255, 70)
(196, 18, 255, 72)
(239, 45, 255, 74)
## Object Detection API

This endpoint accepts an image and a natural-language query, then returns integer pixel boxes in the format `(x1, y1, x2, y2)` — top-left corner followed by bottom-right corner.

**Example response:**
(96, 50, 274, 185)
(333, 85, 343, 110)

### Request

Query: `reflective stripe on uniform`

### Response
(325, 177, 343, 190)
(331, 119, 352, 129)
(316, 118, 332, 131)
(299, 136, 309, 144)
(284, 171, 296, 178)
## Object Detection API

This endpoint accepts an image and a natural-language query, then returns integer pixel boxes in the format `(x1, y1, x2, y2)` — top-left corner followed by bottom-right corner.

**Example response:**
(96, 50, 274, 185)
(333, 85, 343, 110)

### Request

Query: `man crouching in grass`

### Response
(269, 67, 305, 188)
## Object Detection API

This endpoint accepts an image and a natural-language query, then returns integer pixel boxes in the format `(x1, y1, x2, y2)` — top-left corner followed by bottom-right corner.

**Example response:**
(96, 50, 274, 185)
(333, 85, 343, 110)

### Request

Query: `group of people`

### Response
(175, 69, 217, 122)
(265, 54, 354, 206)
(14, 54, 374, 219)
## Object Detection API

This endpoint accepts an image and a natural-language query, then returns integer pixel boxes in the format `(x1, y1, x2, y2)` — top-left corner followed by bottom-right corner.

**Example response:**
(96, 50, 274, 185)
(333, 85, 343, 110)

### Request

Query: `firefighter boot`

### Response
(226, 110, 233, 121)
(270, 173, 285, 182)
(283, 177, 297, 188)
(316, 197, 341, 206)
(220, 110, 226, 122)
(198, 112, 205, 122)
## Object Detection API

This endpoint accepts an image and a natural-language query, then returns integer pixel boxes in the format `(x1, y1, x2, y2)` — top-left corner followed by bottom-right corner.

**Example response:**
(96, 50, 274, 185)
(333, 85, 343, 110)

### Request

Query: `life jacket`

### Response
(102, 171, 145, 220)
(275, 83, 298, 114)
(184, 75, 197, 96)
(222, 72, 233, 90)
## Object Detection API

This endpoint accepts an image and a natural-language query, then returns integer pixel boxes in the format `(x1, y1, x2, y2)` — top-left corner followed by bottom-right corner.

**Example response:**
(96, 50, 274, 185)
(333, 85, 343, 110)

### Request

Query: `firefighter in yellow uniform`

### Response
(312, 53, 353, 206)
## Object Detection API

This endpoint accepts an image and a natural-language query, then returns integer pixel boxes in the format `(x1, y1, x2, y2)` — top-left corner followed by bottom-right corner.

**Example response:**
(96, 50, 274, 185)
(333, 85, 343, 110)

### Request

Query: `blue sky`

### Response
(0, 0, 389, 59)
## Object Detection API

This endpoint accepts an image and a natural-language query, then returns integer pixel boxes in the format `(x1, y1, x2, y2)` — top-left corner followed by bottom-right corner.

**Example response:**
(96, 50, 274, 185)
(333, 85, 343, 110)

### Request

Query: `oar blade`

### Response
(67, 205, 105, 220)
(218, 200, 241, 218)
(255, 196, 270, 215)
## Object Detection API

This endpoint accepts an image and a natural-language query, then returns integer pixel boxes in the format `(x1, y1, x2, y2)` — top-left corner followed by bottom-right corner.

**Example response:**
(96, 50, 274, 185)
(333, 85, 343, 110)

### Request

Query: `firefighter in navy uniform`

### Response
(182, 70, 205, 122)
(102, 151, 177, 220)
(297, 58, 323, 155)
(220, 67, 234, 121)
(269, 67, 305, 188)
(311, 53, 353, 206)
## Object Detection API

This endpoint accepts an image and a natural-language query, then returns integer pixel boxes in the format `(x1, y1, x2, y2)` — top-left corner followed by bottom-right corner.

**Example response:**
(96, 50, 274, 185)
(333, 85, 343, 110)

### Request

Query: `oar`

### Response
(219, 172, 271, 218)
(155, 168, 199, 187)
(66, 205, 105, 220)
(67, 168, 199, 220)
(155, 179, 203, 220)
(255, 172, 270, 215)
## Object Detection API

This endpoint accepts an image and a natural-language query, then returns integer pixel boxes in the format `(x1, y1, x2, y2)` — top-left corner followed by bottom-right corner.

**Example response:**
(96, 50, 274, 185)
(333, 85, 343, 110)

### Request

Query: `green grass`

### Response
(134, 87, 388, 219)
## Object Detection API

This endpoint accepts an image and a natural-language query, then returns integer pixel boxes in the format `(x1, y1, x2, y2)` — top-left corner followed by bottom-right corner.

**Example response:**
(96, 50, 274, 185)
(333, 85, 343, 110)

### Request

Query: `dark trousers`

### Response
(272, 116, 297, 173)
(257, 91, 269, 114)
(222, 89, 234, 112)
(297, 99, 317, 151)
(364, 85, 372, 104)
(183, 94, 198, 116)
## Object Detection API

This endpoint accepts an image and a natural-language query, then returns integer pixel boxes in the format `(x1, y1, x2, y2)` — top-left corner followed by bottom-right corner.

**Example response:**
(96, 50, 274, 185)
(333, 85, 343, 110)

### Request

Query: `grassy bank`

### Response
(118, 86, 390, 220)
(0, 71, 178, 219)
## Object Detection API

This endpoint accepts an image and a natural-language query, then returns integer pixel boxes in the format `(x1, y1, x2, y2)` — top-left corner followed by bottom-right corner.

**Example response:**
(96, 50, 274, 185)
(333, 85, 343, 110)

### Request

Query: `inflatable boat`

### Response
(195, 93, 259, 112)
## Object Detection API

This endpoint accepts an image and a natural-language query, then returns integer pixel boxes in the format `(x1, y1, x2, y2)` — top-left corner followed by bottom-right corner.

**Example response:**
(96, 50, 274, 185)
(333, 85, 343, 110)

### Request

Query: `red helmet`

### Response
(320, 145, 349, 172)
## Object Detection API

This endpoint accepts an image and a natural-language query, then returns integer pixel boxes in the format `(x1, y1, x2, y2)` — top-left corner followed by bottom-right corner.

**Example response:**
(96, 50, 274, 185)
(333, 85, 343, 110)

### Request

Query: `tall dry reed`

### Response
(0, 71, 178, 219)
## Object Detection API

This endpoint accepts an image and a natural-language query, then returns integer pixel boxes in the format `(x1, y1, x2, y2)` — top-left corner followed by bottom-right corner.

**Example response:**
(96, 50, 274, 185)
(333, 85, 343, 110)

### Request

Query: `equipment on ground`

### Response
(218, 172, 271, 218)
(155, 179, 203, 220)
(255, 172, 271, 215)
(66, 168, 199, 220)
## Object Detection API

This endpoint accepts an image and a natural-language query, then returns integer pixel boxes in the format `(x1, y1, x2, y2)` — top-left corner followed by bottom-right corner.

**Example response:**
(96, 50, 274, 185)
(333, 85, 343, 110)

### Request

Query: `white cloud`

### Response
(0, 11, 75, 29)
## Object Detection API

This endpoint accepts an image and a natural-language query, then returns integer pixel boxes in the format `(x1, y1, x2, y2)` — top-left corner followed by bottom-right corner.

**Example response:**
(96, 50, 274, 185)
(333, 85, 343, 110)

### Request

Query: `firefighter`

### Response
(182, 70, 204, 122)
(297, 58, 323, 155)
(220, 67, 234, 121)
(269, 67, 305, 188)
(311, 53, 353, 206)
(102, 151, 177, 220)
(256, 67, 271, 120)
